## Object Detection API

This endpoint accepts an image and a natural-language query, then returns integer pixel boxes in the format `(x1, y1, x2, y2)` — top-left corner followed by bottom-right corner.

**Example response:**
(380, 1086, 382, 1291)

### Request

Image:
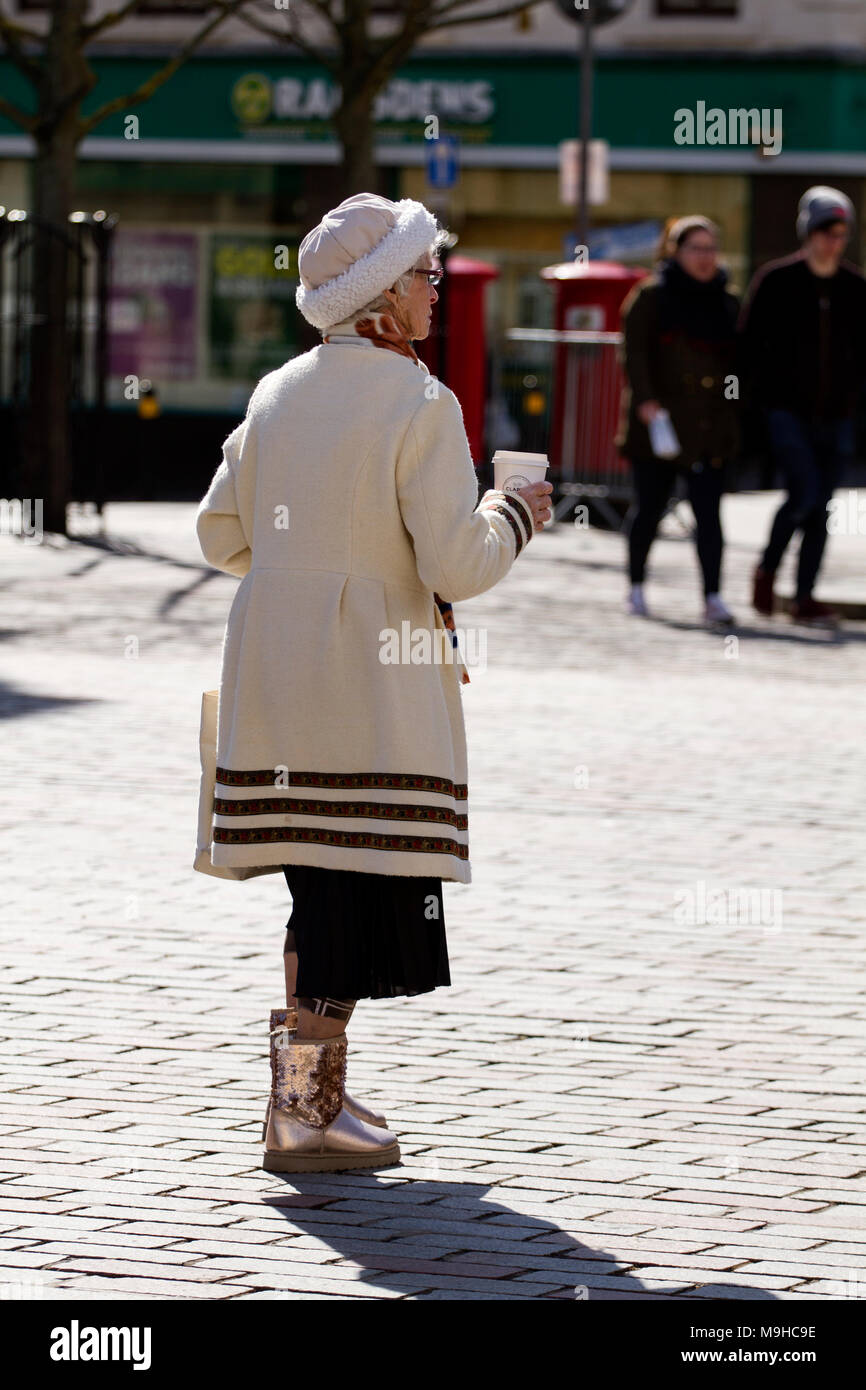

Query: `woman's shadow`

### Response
(254, 1172, 781, 1301)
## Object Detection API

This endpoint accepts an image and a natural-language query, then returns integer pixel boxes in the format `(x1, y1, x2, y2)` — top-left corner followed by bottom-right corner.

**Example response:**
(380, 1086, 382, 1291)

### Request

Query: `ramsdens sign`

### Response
(1, 55, 861, 158)
(231, 72, 495, 125)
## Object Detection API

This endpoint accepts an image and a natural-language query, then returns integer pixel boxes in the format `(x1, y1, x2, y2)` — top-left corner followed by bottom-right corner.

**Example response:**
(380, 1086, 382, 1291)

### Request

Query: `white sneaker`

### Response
(627, 585, 650, 617)
(704, 593, 735, 626)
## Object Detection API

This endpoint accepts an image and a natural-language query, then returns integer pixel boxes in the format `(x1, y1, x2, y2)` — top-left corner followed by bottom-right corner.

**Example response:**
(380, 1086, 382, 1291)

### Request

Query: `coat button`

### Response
(702, 375, 714, 388)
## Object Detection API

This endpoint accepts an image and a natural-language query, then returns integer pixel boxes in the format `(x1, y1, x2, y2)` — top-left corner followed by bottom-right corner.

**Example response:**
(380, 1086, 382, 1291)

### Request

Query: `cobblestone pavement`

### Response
(1, 491, 864, 1301)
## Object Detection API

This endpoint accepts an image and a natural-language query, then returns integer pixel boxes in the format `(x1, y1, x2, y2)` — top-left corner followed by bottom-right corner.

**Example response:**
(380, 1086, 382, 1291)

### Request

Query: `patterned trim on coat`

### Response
(478, 491, 533, 556)
(214, 794, 468, 831)
(216, 767, 468, 799)
(213, 824, 469, 859)
(497, 487, 536, 539)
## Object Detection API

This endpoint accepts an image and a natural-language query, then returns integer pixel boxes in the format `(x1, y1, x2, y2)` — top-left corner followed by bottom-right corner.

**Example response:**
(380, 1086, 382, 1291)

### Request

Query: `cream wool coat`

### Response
(195, 333, 535, 884)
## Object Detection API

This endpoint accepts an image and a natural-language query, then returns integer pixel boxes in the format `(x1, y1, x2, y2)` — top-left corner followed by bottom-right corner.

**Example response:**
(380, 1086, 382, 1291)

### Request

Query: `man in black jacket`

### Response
(738, 186, 866, 625)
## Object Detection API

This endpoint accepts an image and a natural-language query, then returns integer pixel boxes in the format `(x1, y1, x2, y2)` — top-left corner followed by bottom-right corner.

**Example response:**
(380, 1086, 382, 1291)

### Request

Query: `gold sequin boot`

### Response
(261, 1009, 389, 1140)
(262, 1028, 400, 1173)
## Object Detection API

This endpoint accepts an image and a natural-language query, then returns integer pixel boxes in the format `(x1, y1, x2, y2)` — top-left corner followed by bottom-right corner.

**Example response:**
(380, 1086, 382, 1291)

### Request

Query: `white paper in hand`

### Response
(648, 409, 680, 460)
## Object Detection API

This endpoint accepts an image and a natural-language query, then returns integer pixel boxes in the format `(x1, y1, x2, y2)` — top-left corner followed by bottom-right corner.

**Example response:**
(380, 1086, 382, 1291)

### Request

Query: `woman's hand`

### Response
(515, 480, 554, 531)
(637, 400, 663, 425)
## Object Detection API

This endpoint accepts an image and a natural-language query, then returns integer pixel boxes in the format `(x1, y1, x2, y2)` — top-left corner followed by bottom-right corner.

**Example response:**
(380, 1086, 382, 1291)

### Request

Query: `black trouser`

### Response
(627, 457, 725, 597)
(761, 409, 852, 600)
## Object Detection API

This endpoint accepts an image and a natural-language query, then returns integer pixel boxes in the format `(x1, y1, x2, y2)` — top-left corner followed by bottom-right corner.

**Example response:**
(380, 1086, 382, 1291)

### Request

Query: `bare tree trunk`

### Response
(22, 122, 78, 535)
(2, 0, 251, 534)
(19, 0, 92, 536)
(333, 93, 381, 197)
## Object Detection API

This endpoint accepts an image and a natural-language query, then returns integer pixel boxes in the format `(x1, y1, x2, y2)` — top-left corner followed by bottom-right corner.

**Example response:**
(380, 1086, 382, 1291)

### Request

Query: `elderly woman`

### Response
(195, 193, 552, 1173)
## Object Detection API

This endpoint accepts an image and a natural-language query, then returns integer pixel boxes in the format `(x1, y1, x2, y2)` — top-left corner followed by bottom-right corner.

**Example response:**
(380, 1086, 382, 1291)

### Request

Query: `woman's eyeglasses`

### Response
(413, 269, 443, 286)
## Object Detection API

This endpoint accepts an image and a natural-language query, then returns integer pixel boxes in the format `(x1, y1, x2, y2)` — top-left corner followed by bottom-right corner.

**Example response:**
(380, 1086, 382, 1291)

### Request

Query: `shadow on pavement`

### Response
(254, 1175, 781, 1302)
(0, 678, 97, 721)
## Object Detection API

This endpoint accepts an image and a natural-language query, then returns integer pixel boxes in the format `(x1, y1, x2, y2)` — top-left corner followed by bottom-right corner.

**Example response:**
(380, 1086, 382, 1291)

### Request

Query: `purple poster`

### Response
(108, 230, 198, 380)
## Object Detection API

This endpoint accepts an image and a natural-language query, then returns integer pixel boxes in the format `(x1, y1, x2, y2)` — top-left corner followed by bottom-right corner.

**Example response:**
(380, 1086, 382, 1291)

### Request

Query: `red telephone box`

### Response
(422, 254, 499, 465)
(540, 260, 647, 489)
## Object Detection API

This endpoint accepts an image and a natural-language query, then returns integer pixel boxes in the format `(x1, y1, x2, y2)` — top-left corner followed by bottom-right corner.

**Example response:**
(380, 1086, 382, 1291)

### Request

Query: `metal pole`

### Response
(92, 215, 116, 516)
(578, 7, 594, 251)
(437, 235, 450, 387)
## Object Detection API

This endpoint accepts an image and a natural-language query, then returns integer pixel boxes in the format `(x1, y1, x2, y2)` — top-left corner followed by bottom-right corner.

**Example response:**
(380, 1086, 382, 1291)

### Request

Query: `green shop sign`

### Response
(0, 54, 864, 156)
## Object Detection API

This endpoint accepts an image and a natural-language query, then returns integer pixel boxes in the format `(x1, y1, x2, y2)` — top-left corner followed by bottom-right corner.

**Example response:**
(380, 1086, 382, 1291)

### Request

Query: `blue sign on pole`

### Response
(426, 136, 459, 189)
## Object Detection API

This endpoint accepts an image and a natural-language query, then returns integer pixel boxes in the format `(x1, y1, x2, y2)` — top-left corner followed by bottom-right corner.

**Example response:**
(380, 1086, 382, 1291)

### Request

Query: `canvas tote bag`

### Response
(194, 689, 276, 881)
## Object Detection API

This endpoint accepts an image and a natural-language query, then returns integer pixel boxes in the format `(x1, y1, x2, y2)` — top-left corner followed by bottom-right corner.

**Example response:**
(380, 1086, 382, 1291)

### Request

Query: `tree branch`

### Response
(347, 0, 437, 97)
(234, 4, 340, 71)
(56, 70, 99, 124)
(0, 13, 42, 43)
(429, 0, 541, 26)
(296, 0, 340, 34)
(0, 15, 44, 85)
(0, 91, 35, 133)
(77, 0, 251, 135)
(80, 0, 147, 45)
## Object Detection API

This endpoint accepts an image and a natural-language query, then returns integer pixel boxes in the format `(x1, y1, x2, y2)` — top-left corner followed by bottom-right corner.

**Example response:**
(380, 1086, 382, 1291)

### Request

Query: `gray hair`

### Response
(323, 228, 450, 330)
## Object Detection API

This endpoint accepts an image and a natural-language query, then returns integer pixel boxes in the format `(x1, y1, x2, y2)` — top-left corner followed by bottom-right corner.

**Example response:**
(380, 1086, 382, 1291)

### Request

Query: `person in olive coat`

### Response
(617, 215, 741, 624)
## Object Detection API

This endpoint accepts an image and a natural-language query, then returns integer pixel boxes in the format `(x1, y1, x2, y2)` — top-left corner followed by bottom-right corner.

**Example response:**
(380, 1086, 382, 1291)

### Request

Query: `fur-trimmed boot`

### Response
(261, 1009, 388, 1140)
(262, 1028, 401, 1173)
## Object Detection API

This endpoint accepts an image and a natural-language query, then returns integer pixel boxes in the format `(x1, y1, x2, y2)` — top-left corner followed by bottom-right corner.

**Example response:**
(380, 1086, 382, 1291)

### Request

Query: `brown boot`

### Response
(790, 596, 839, 628)
(262, 1028, 400, 1173)
(261, 1009, 389, 1140)
(752, 564, 775, 616)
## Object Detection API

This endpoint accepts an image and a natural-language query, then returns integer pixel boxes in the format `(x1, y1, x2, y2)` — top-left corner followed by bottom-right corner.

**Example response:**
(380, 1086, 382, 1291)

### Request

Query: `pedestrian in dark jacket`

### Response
(617, 215, 740, 626)
(739, 185, 866, 627)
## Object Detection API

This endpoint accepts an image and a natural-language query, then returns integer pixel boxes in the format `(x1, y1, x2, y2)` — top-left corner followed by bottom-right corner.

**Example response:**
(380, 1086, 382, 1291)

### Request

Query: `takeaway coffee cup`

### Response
(492, 451, 551, 527)
(492, 450, 549, 493)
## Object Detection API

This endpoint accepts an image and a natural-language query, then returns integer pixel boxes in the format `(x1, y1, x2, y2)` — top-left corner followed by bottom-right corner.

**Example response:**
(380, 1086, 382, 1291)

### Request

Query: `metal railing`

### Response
(506, 327, 632, 526)
(0, 208, 116, 506)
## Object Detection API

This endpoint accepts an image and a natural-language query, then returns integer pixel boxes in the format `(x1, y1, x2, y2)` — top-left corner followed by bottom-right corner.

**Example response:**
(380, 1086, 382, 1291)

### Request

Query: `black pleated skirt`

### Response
(282, 864, 452, 1000)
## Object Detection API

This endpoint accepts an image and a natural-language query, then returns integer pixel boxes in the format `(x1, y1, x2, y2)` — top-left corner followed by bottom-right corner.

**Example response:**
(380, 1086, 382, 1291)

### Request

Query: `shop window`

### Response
(655, 0, 738, 14)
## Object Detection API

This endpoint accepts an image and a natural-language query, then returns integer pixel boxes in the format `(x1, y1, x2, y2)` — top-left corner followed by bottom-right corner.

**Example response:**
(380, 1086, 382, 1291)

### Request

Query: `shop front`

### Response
(1, 50, 864, 495)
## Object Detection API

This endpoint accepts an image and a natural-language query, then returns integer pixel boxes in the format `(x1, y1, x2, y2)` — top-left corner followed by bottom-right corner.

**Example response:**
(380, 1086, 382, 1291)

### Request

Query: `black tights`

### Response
(283, 928, 355, 1022)
(627, 457, 725, 596)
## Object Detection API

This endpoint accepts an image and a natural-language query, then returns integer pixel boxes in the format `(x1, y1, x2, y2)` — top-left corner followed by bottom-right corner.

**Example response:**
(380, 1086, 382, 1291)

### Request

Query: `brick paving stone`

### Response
(23, 1240, 220, 1264)
(686, 1283, 799, 1301)
(2, 495, 865, 1300)
(41, 1276, 258, 1299)
(38, 1256, 240, 1282)
(194, 1266, 411, 1297)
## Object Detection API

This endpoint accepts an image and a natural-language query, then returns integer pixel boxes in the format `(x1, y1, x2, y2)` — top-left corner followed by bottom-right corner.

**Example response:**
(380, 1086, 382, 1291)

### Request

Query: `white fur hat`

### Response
(295, 192, 440, 332)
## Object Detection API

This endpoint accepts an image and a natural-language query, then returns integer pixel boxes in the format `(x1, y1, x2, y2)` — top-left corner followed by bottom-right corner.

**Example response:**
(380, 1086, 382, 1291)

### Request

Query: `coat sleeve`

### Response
(396, 384, 536, 604)
(736, 268, 773, 402)
(621, 282, 659, 407)
(195, 422, 252, 579)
